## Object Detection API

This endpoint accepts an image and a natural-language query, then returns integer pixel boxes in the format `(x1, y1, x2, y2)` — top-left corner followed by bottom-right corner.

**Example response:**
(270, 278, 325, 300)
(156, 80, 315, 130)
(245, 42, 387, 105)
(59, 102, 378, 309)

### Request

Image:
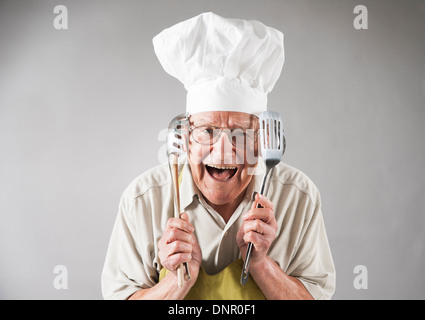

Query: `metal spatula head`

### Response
(241, 110, 286, 285)
(166, 113, 189, 158)
(259, 111, 286, 170)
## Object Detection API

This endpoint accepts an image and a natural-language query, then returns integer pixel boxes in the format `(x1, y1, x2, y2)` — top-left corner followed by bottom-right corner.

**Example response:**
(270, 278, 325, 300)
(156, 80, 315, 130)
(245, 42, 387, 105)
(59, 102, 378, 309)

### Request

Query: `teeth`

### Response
(206, 164, 237, 170)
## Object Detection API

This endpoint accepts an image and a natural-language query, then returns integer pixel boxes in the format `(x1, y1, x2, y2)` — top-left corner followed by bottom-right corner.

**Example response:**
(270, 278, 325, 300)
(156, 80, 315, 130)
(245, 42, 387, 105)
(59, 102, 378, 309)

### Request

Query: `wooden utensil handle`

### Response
(170, 157, 184, 288)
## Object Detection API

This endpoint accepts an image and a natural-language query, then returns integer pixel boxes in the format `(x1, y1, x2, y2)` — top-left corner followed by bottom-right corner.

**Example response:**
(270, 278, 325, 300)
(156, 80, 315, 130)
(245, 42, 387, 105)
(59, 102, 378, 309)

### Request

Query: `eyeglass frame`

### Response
(188, 125, 259, 148)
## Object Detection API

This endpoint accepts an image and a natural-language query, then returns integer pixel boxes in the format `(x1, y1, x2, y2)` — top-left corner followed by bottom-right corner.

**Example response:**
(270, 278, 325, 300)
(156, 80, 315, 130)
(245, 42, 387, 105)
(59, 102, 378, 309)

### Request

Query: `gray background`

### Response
(0, 0, 424, 299)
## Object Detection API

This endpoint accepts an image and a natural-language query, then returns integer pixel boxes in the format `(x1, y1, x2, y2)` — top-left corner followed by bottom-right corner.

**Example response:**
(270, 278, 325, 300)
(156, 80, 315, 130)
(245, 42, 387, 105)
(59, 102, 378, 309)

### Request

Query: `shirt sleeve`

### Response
(286, 201, 336, 300)
(101, 191, 158, 300)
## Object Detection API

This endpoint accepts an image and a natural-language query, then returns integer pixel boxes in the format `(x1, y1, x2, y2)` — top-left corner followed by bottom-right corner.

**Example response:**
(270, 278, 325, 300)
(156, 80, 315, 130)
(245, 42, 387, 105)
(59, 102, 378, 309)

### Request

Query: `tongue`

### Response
(207, 167, 236, 181)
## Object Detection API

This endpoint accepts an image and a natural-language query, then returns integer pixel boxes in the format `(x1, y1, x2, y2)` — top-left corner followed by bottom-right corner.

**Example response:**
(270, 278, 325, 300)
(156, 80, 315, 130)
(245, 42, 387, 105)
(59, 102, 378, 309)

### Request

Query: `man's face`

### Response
(188, 111, 259, 207)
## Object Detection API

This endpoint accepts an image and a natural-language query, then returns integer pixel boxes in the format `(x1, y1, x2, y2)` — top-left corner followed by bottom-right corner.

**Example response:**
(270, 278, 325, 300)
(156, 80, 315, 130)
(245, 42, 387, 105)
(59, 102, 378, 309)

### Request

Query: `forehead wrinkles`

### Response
(190, 114, 221, 126)
(190, 113, 258, 128)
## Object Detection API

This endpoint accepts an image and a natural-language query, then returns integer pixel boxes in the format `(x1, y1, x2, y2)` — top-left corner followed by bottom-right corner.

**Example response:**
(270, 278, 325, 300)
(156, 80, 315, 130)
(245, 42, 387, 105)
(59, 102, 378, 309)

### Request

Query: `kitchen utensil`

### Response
(167, 113, 191, 288)
(240, 111, 286, 285)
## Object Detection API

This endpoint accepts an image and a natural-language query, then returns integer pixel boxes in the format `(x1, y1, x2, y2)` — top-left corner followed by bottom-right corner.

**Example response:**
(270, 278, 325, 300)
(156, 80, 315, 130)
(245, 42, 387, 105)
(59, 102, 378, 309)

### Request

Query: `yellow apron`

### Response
(159, 259, 265, 300)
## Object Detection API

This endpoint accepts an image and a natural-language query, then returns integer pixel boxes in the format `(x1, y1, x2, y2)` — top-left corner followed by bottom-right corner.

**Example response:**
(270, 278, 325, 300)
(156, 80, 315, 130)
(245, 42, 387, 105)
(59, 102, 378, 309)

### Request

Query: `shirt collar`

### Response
(179, 162, 201, 210)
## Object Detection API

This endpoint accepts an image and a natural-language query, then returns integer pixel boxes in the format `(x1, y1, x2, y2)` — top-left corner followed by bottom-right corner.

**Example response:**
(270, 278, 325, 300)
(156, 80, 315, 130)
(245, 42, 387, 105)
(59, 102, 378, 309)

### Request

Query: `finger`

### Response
(179, 212, 190, 222)
(166, 252, 193, 271)
(189, 235, 202, 265)
(243, 232, 269, 252)
(254, 193, 273, 210)
(166, 217, 194, 234)
(242, 219, 276, 237)
(161, 241, 192, 263)
(159, 239, 192, 260)
(163, 227, 194, 245)
(243, 207, 274, 223)
(159, 238, 194, 269)
(168, 240, 193, 255)
(236, 225, 247, 249)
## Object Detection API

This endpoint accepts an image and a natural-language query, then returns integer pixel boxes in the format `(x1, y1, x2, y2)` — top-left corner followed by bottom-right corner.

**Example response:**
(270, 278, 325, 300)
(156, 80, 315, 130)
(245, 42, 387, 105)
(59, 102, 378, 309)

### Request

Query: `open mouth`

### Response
(205, 164, 238, 182)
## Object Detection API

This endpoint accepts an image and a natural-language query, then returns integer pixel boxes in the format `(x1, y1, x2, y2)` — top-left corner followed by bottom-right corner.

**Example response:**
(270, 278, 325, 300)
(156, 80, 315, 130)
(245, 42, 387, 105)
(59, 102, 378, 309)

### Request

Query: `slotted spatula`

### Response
(240, 111, 286, 286)
(166, 113, 191, 287)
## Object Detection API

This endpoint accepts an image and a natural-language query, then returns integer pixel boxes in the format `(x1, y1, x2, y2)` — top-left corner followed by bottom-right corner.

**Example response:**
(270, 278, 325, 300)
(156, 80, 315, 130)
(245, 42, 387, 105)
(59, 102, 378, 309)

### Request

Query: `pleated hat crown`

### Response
(153, 12, 285, 115)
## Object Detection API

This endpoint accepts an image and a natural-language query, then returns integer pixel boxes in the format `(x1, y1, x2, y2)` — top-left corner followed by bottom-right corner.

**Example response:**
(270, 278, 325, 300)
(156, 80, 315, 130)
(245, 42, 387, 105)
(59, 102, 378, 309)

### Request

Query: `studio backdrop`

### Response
(0, 0, 424, 299)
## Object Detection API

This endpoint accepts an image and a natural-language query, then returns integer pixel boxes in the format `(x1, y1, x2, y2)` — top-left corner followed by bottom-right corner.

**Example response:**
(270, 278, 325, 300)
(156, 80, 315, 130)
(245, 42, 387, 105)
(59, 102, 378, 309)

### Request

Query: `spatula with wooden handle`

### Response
(166, 113, 191, 288)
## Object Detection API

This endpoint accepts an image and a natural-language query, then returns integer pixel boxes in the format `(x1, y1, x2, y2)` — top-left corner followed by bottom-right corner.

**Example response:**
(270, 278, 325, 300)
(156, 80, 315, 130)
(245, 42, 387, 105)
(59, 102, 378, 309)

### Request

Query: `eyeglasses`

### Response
(189, 126, 258, 148)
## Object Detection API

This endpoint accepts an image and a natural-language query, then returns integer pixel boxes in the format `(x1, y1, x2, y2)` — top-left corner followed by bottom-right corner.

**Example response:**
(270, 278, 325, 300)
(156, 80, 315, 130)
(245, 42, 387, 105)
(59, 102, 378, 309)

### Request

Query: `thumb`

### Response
(179, 211, 190, 222)
(251, 193, 263, 210)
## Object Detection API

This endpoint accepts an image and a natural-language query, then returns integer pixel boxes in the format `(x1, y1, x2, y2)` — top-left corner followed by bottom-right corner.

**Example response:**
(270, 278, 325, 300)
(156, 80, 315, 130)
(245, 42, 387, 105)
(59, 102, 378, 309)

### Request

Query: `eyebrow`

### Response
(190, 122, 254, 129)
(232, 120, 252, 127)
(189, 113, 258, 129)
(189, 116, 257, 128)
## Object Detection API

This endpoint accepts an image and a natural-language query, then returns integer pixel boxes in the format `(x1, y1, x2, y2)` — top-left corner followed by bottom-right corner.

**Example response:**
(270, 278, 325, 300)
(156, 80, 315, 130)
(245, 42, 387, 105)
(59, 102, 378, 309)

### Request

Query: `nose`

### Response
(212, 130, 235, 164)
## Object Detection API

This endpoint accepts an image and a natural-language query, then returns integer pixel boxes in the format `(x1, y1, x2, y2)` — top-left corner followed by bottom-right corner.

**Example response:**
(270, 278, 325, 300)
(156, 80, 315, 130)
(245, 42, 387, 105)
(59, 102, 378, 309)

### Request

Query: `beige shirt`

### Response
(101, 160, 336, 300)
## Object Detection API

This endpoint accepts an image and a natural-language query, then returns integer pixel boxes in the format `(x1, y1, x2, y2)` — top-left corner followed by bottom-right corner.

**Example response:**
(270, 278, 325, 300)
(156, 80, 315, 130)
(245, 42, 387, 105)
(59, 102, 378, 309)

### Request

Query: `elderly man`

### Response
(101, 12, 335, 300)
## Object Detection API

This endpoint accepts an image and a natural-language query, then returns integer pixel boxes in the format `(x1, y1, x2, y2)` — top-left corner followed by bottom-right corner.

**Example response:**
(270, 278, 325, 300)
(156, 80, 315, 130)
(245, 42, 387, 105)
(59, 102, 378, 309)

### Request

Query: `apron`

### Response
(159, 259, 266, 300)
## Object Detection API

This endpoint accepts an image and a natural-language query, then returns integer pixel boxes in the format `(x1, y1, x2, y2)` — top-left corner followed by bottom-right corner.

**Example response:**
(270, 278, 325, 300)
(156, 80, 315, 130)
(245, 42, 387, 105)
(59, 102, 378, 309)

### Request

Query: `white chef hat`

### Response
(153, 12, 284, 115)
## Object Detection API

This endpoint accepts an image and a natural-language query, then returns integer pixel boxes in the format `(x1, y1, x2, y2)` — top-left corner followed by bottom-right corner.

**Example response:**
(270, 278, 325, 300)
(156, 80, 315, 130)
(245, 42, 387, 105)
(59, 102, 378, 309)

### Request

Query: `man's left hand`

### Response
(236, 193, 278, 267)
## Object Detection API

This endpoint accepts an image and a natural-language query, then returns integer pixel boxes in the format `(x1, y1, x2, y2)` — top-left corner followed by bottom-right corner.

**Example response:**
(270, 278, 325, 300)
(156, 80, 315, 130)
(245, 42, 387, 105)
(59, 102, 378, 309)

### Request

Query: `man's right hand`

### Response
(158, 212, 202, 282)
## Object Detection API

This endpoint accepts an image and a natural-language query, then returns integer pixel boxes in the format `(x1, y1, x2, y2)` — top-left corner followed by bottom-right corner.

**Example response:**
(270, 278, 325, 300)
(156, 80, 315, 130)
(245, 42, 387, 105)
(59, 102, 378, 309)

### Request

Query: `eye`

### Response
(192, 126, 219, 145)
(233, 130, 246, 137)
(201, 127, 215, 135)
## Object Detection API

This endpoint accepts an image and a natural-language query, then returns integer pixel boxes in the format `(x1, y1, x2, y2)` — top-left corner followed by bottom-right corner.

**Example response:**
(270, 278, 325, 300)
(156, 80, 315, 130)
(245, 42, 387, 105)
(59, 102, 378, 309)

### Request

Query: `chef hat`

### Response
(153, 12, 284, 115)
